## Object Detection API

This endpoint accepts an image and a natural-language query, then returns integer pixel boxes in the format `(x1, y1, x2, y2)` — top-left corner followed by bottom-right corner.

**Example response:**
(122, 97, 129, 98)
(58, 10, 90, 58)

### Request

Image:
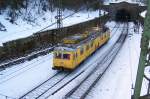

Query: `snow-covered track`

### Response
(35, 24, 126, 99)
(64, 23, 128, 99)
(0, 47, 54, 71)
(19, 71, 70, 99)
(111, 23, 121, 38)
(19, 22, 123, 99)
(0, 22, 119, 72)
(20, 66, 88, 99)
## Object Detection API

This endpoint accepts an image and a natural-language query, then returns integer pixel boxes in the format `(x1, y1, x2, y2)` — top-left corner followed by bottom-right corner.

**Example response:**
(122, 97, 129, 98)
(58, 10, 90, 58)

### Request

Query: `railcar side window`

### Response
(86, 45, 89, 50)
(63, 54, 70, 60)
(80, 47, 84, 55)
(91, 41, 93, 47)
(73, 53, 77, 60)
(76, 53, 78, 57)
(55, 53, 62, 59)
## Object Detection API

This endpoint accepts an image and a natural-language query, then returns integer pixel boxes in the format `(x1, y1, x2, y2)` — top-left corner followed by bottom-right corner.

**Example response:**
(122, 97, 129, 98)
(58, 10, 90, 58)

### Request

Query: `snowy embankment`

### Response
(0, 10, 102, 46)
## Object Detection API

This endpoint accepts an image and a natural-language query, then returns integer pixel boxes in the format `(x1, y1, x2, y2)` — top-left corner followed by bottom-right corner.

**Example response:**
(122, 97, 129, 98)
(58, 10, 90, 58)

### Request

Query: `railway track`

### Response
(0, 22, 120, 71)
(0, 47, 54, 70)
(19, 23, 125, 99)
(0, 22, 120, 73)
(64, 23, 128, 99)
(20, 64, 87, 99)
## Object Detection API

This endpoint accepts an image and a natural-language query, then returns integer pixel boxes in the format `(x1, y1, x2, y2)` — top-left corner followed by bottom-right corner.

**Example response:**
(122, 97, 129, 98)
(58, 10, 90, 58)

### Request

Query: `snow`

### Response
(104, 0, 145, 6)
(48, 22, 143, 99)
(0, 10, 101, 46)
(0, 0, 147, 98)
(141, 11, 147, 18)
(0, 21, 144, 99)
(0, 21, 122, 98)
(47, 22, 125, 99)
(141, 66, 150, 96)
(0, 53, 56, 98)
(86, 22, 142, 99)
(1, 0, 142, 46)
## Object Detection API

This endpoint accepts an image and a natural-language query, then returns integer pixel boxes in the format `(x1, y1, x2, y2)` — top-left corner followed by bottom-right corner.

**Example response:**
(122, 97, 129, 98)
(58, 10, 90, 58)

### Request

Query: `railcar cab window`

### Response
(55, 52, 70, 60)
(55, 53, 62, 59)
(91, 42, 93, 47)
(63, 54, 70, 60)
(75, 53, 78, 57)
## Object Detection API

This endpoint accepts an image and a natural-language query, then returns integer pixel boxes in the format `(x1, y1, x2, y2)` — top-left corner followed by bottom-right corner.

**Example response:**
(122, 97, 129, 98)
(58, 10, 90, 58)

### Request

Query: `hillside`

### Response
(0, 0, 103, 46)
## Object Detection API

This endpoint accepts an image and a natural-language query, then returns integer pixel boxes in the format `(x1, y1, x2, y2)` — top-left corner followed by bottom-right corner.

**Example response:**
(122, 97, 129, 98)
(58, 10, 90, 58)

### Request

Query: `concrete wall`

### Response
(104, 2, 147, 21)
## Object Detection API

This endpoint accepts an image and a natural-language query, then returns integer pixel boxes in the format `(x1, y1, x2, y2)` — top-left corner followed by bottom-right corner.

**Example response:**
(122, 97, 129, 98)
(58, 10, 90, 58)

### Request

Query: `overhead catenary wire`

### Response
(36, 0, 103, 33)
(0, 0, 103, 44)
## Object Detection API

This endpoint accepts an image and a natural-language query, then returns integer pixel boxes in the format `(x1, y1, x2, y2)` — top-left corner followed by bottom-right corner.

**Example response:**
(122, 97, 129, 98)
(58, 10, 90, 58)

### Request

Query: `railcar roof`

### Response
(65, 35, 84, 40)
(54, 46, 75, 51)
(54, 27, 109, 52)
(55, 31, 102, 51)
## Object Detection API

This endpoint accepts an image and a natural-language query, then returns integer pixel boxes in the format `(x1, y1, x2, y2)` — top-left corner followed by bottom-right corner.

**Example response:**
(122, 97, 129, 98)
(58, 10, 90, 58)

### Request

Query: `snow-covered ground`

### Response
(0, 21, 144, 99)
(0, 21, 122, 98)
(0, 53, 56, 98)
(0, 0, 145, 46)
(0, 0, 148, 98)
(86, 22, 143, 99)
(0, 10, 101, 46)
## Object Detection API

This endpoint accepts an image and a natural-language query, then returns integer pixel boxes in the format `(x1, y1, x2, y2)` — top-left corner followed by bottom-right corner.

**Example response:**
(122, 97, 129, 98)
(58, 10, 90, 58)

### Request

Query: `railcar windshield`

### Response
(55, 52, 70, 60)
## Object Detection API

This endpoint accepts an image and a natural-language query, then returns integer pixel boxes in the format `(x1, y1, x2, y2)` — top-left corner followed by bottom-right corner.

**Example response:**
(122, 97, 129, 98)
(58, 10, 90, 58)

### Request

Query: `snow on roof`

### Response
(140, 10, 147, 18)
(104, 0, 145, 6)
(55, 28, 104, 52)
(65, 35, 84, 40)
(54, 46, 75, 52)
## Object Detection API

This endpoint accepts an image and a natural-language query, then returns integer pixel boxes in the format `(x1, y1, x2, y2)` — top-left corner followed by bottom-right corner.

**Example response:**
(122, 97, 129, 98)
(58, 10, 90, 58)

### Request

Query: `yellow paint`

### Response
(53, 30, 110, 70)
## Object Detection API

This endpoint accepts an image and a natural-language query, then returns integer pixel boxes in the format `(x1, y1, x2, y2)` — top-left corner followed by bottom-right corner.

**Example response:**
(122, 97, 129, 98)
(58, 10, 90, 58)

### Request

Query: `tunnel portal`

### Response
(115, 9, 131, 22)
(102, 1, 147, 22)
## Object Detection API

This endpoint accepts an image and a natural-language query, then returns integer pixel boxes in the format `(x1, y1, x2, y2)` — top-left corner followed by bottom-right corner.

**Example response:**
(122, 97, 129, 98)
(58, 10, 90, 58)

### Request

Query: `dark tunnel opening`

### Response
(115, 9, 131, 22)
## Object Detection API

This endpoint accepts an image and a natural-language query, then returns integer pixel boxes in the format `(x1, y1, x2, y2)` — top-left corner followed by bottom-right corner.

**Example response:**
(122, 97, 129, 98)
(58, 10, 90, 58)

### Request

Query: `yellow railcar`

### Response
(53, 27, 110, 70)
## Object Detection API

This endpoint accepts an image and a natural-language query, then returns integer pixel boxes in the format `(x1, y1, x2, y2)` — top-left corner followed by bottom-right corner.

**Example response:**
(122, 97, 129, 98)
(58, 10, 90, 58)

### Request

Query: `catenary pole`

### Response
(133, 0, 150, 99)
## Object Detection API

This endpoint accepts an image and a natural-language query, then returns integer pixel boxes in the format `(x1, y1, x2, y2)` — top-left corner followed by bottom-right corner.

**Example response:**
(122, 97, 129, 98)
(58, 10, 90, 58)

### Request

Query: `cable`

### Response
(35, 0, 102, 33)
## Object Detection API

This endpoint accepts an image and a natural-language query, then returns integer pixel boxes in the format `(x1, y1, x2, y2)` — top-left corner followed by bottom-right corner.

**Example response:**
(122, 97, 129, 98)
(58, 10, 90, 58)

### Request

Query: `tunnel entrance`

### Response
(115, 9, 131, 22)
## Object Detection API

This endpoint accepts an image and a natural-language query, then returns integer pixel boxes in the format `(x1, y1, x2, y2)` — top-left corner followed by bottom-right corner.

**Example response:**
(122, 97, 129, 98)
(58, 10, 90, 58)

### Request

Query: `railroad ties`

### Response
(64, 23, 128, 99)
(20, 23, 128, 99)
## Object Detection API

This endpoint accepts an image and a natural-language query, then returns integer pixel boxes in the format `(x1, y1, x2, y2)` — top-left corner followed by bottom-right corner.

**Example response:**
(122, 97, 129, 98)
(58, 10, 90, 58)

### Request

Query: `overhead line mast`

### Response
(55, 0, 63, 43)
(133, 0, 150, 99)
(56, 0, 63, 30)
